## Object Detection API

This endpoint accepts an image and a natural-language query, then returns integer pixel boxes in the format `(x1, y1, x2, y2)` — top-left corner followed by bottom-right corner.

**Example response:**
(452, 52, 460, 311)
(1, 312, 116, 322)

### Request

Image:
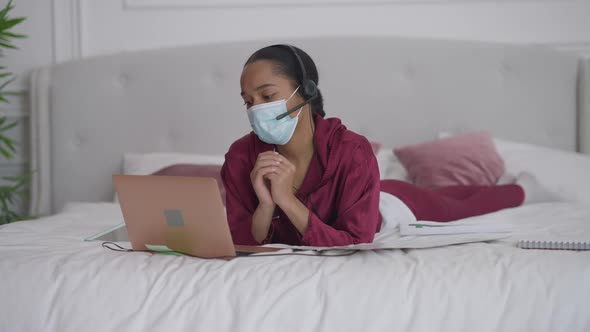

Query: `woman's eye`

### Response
(244, 101, 252, 108)
(263, 94, 275, 101)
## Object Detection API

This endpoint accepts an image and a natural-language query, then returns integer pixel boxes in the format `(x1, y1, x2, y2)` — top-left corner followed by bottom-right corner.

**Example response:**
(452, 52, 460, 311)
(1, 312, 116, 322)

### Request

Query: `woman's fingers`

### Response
(258, 151, 278, 157)
(274, 159, 295, 174)
(254, 152, 296, 180)
(265, 164, 296, 180)
(255, 152, 296, 167)
(256, 151, 280, 162)
(257, 165, 277, 178)
(264, 172, 278, 181)
(253, 158, 279, 171)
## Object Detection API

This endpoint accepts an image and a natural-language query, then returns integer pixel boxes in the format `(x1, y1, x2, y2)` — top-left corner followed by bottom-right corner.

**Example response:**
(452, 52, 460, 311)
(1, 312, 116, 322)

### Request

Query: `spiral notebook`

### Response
(517, 239, 590, 251)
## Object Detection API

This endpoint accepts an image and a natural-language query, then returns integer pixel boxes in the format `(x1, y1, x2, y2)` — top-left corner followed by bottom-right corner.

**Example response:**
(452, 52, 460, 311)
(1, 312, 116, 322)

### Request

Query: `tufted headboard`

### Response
(29, 37, 589, 215)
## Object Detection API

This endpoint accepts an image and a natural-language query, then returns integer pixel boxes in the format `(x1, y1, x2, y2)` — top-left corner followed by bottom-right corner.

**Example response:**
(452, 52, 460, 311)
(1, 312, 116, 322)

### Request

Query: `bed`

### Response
(2, 37, 590, 331)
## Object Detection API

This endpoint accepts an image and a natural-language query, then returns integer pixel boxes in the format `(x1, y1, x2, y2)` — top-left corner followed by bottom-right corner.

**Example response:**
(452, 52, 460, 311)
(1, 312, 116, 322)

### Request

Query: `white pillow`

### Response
(114, 153, 225, 202)
(440, 131, 590, 203)
(492, 138, 590, 204)
(375, 147, 410, 181)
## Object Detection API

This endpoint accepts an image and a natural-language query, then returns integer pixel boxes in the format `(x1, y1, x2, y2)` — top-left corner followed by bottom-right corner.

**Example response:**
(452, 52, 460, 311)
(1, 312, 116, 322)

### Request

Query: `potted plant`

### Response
(0, 0, 28, 224)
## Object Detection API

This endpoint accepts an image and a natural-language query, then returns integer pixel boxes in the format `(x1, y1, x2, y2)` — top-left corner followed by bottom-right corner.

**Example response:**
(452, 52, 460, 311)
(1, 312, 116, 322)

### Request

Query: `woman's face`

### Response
(240, 60, 304, 117)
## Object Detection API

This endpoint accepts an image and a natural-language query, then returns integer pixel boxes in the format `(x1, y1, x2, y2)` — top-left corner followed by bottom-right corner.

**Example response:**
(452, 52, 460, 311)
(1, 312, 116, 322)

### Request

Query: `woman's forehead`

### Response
(242, 61, 277, 81)
(242, 62, 288, 91)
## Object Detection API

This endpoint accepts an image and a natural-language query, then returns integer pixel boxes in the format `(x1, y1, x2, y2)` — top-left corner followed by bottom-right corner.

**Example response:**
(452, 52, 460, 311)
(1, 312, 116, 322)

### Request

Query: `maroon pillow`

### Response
(152, 164, 226, 205)
(370, 141, 382, 154)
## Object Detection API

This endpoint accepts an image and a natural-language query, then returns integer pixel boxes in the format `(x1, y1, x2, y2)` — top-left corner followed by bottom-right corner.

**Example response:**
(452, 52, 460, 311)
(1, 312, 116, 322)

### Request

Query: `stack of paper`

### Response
(400, 219, 512, 236)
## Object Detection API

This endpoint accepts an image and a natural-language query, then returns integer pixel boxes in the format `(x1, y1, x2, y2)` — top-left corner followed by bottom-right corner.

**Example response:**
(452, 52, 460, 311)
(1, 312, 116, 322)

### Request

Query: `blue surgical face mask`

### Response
(247, 86, 302, 145)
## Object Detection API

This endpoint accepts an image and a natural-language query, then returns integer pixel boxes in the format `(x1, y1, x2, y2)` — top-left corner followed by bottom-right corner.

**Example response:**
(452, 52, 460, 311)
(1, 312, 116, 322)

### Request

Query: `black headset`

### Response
(273, 44, 318, 120)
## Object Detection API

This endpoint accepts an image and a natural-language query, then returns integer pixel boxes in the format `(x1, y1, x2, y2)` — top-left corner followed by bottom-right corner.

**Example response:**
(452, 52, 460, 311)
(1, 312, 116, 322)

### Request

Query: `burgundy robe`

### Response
(221, 114, 381, 247)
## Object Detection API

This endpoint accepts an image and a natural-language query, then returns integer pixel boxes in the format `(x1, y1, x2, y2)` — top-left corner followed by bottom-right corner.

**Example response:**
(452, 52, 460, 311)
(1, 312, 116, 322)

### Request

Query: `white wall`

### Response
(1, 0, 589, 212)
(66, 0, 590, 60)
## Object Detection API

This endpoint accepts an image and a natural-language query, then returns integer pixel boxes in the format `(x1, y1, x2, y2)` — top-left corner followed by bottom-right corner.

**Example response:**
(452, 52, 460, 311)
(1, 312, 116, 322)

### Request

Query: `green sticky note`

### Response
(408, 223, 445, 228)
(145, 244, 185, 256)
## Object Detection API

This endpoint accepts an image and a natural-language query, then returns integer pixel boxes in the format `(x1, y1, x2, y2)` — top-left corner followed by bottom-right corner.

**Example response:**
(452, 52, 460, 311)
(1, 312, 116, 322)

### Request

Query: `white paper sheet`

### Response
(263, 233, 509, 251)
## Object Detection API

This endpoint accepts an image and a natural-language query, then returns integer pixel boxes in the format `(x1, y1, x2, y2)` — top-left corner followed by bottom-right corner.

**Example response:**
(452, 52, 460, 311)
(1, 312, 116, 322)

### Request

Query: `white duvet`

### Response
(1, 200, 590, 332)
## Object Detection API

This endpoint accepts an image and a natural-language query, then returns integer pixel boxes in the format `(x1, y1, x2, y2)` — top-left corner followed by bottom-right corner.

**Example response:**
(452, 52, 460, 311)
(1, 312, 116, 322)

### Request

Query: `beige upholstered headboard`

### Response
(29, 37, 589, 215)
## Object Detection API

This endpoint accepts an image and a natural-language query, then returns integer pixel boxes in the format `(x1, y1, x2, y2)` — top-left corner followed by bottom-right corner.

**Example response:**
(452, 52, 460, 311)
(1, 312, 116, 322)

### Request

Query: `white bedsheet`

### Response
(1, 202, 590, 332)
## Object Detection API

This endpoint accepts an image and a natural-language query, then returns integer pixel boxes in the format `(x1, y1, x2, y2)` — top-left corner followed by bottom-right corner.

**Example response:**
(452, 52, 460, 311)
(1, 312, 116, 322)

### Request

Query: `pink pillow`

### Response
(370, 141, 382, 154)
(393, 132, 505, 189)
(152, 164, 226, 205)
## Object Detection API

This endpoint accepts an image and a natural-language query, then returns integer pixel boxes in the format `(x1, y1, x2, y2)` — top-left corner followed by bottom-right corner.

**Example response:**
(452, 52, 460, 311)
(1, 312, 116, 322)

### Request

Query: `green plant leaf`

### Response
(2, 175, 22, 182)
(4, 194, 15, 205)
(0, 146, 11, 158)
(0, 2, 12, 21)
(0, 76, 15, 90)
(2, 209, 22, 224)
(0, 137, 16, 153)
(0, 139, 17, 156)
(0, 120, 18, 132)
(0, 17, 26, 30)
(1, 31, 25, 39)
(0, 33, 22, 43)
(0, 0, 27, 225)
(0, 41, 16, 49)
(10, 180, 26, 190)
(1, 91, 23, 96)
(0, 36, 16, 46)
(0, 140, 16, 151)
(2, 172, 32, 186)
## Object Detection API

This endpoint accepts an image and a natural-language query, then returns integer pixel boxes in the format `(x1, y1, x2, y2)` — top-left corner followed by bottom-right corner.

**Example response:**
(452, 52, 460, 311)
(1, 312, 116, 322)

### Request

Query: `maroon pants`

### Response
(380, 180, 525, 222)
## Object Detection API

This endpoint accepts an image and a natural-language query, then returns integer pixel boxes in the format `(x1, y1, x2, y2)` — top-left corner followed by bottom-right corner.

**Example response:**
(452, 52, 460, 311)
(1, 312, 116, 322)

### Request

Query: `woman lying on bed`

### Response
(221, 44, 550, 247)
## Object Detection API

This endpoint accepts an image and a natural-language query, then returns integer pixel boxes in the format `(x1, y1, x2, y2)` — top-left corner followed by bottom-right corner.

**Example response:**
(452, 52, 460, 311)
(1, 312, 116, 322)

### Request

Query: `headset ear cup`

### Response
(303, 80, 318, 99)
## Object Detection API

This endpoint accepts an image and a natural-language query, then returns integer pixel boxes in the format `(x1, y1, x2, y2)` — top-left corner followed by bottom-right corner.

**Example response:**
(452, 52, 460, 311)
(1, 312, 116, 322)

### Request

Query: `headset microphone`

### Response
(275, 94, 318, 120)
